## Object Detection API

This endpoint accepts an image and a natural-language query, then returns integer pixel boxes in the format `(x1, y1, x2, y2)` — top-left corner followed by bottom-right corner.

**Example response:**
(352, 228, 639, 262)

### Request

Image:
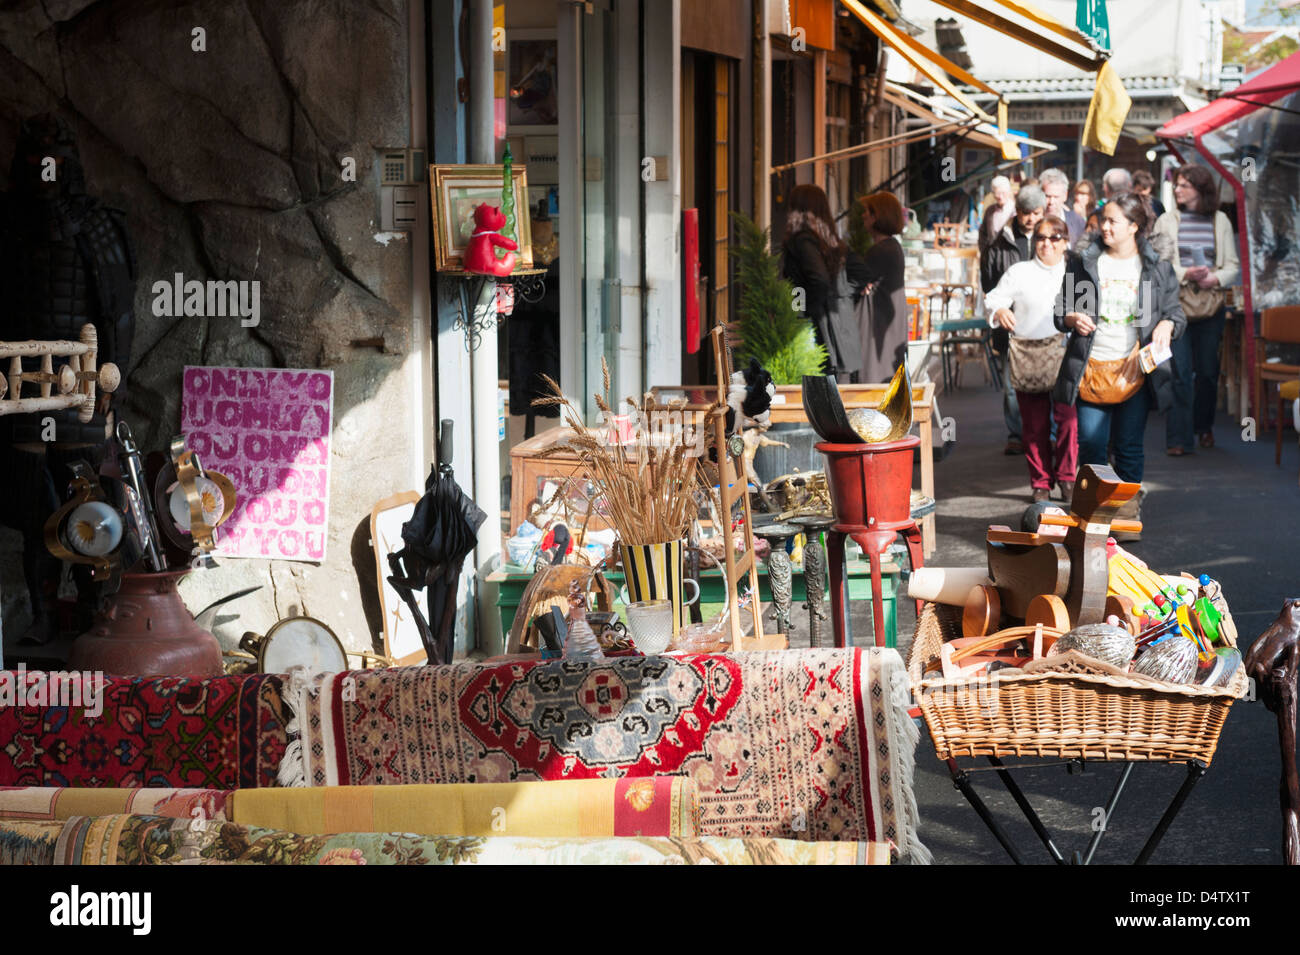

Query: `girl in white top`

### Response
(986, 214, 1077, 502)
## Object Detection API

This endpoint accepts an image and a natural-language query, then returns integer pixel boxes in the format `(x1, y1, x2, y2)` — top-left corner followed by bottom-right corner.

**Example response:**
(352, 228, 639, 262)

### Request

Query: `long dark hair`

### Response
(786, 183, 846, 273)
(1103, 193, 1152, 244)
(1174, 164, 1220, 215)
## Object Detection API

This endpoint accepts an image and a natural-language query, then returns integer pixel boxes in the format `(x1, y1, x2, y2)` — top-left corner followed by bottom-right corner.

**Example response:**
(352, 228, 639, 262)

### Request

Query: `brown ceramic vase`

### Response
(68, 570, 223, 678)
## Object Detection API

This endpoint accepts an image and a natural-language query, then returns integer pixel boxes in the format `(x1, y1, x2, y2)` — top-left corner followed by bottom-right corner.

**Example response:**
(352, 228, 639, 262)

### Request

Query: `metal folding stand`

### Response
(945, 756, 1209, 865)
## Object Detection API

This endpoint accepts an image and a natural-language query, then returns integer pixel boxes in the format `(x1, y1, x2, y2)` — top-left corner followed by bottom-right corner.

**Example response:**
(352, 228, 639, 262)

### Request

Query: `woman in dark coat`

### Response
(781, 184, 867, 380)
(1053, 193, 1186, 534)
(857, 191, 909, 383)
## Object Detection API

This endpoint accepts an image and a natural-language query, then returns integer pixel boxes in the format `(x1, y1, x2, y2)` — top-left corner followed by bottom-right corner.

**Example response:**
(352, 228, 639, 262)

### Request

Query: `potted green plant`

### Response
(728, 212, 827, 490)
(729, 212, 828, 384)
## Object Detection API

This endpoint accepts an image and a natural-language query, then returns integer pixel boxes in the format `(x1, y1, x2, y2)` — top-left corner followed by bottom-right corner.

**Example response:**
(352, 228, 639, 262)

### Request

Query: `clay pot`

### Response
(68, 570, 223, 678)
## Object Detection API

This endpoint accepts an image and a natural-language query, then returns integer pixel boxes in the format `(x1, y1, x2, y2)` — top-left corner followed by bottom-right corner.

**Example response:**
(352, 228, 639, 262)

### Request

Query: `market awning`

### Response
(1151, 52, 1300, 418)
(881, 81, 1055, 155)
(911, 1, 1129, 154)
(840, 0, 1001, 126)
(770, 80, 1055, 175)
(1156, 50, 1300, 140)
(926, 0, 1109, 73)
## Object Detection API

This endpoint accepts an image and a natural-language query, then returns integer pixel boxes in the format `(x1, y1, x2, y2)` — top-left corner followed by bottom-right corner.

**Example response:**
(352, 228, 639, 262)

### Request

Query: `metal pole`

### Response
(1134, 761, 1208, 864)
(755, 0, 771, 229)
(948, 758, 1026, 864)
(1081, 762, 1133, 865)
(988, 756, 1067, 864)
(467, 0, 501, 653)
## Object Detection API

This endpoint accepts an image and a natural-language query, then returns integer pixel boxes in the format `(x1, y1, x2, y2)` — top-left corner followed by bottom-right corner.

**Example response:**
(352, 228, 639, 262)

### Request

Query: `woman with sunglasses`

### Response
(1053, 194, 1186, 536)
(986, 214, 1076, 502)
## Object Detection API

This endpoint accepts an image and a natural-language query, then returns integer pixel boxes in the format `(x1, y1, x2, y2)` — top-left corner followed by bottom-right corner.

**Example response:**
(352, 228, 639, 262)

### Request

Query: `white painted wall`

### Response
(642, 0, 683, 391)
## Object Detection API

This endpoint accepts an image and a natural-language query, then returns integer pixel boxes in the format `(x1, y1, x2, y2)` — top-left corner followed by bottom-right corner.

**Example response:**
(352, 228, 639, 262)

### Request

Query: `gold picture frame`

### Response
(430, 163, 533, 272)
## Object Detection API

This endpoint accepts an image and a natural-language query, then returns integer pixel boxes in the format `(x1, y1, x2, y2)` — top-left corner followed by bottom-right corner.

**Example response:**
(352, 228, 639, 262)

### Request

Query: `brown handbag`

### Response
(1078, 344, 1145, 405)
(1007, 334, 1067, 393)
(1179, 281, 1227, 321)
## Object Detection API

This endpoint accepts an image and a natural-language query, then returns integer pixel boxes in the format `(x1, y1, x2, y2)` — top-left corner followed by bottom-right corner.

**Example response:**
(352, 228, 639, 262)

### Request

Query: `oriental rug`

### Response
(280, 649, 927, 859)
(228, 778, 696, 837)
(0, 814, 886, 865)
(0, 671, 289, 789)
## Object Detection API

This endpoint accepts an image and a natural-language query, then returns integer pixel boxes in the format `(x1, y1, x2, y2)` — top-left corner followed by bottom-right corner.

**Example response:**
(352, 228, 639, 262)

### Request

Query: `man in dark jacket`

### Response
(980, 184, 1045, 293)
(981, 184, 1045, 455)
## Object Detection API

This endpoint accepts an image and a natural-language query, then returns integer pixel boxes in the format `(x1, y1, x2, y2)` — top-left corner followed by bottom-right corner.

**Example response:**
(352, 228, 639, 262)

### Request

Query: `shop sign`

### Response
(181, 366, 334, 561)
(1008, 101, 1176, 127)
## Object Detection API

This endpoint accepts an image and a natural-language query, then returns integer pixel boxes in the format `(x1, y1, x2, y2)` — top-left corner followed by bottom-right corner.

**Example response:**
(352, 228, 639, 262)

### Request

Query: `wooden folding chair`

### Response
(709, 323, 786, 650)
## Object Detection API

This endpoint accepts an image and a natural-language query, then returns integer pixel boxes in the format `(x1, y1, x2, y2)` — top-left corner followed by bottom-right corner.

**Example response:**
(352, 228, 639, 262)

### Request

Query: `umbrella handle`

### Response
(438, 419, 454, 475)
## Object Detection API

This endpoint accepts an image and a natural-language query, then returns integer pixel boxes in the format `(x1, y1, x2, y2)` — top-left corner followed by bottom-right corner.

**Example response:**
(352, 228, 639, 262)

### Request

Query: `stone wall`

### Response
(0, 0, 422, 657)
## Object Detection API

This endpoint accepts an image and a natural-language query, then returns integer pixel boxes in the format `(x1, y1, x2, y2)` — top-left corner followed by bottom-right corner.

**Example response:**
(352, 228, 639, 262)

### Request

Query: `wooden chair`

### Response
(929, 248, 997, 391)
(708, 323, 785, 650)
(1257, 307, 1300, 429)
(933, 221, 963, 249)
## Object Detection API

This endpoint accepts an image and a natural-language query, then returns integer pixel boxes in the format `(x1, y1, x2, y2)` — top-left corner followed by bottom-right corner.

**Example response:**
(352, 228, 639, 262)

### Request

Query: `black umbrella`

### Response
(387, 421, 487, 665)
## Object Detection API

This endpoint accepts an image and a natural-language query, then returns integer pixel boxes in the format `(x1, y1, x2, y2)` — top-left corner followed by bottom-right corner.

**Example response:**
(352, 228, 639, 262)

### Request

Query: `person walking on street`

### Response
(978, 176, 1016, 253)
(857, 192, 909, 383)
(1040, 167, 1085, 247)
(1132, 170, 1166, 218)
(1071, 179, 1097, 222)
(1077, 168, 1133, 252)
(982, 184, 1046, 455)
(986, 213, 1076, 502)
(1151, 164, 1240, 452)
(1053, 194, 1186, 535)
(782, 184, 870, 381)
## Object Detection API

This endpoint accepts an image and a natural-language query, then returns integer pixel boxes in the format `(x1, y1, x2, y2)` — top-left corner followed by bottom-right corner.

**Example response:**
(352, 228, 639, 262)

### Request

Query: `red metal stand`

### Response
(819, 436, 923, 647)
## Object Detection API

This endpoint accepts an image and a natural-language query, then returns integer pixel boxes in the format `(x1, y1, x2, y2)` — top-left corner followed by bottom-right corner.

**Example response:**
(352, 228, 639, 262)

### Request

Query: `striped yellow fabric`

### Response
(227, 779, 698, 838)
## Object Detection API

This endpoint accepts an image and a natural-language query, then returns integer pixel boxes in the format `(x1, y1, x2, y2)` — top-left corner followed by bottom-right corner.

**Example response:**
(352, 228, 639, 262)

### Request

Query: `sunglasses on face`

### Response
(1035, 233, 1066, 243)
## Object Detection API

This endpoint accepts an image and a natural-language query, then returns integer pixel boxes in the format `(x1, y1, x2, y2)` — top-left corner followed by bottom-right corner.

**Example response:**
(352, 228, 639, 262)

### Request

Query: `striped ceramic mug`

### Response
(618, 539, 700, 638)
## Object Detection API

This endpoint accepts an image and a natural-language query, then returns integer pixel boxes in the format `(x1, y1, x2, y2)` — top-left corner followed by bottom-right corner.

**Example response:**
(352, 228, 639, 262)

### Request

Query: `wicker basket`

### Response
(908, 602, 1247, 765)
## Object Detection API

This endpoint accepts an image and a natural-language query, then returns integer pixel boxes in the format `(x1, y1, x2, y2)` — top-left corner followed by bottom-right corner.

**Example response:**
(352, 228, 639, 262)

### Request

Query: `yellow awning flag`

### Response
(998, 100, 1020, 160)
(1083, 60, 1130, 155)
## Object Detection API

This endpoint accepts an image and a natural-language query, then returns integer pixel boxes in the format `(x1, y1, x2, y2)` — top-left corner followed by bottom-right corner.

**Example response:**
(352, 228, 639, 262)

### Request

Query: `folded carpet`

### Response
(227, 778, 695, 837)
(280, 648, 927, 860)
(0, 671, 289, 789)
(0, 786, 230, 822)
(0, 814, 887, 865)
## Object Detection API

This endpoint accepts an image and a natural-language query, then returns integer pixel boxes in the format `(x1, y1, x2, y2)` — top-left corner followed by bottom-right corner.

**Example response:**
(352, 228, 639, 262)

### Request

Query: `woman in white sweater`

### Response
(985, 214, 1076, 502)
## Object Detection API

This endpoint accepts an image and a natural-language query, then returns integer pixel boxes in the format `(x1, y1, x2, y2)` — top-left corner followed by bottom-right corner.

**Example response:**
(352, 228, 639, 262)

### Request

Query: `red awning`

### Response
(1157, 50, 1300, 140)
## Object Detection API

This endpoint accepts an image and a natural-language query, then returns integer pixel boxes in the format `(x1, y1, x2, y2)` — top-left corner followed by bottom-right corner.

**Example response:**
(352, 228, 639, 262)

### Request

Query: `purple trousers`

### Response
(1016, 390, 1078, 490)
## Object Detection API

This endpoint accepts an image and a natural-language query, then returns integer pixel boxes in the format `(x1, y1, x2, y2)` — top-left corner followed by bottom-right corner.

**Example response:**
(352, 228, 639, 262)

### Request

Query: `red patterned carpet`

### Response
(281, 649, 927, 859)
(0, 671, 289, 789)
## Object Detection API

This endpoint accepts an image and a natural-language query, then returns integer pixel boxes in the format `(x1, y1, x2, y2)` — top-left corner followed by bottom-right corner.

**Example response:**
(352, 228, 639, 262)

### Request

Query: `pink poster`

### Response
(181, 366, 333, 561)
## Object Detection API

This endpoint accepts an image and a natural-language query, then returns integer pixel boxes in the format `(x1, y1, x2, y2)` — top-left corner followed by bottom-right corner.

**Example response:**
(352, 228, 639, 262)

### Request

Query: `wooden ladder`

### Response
(710, 323, 787, 650)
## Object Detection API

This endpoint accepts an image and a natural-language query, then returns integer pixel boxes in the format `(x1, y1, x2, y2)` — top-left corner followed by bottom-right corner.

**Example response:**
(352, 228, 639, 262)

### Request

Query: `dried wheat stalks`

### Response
(531, 360, 713, 546)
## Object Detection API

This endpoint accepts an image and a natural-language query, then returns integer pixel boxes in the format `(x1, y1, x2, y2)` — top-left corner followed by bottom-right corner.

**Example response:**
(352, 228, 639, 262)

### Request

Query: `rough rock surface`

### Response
(0, 0, 423, 658)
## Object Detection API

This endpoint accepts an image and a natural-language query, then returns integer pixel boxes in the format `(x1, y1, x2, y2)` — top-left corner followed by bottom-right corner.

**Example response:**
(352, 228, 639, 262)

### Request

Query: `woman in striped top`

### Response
(1151, 165, 1240, 452)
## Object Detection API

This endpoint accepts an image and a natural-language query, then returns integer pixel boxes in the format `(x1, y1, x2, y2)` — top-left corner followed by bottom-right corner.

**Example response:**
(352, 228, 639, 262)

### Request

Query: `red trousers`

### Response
(1016, 389, 1078, 490)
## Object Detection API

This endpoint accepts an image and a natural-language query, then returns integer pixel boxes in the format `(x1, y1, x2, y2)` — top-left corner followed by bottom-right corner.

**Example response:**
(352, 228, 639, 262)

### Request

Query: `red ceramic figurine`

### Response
(463, 203, 517, 276)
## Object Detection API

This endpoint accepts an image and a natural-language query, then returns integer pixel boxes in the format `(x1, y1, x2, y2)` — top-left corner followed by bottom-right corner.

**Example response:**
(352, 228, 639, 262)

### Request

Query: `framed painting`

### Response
(506, 30, 558, 134)
(430, 163, 533, 272)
